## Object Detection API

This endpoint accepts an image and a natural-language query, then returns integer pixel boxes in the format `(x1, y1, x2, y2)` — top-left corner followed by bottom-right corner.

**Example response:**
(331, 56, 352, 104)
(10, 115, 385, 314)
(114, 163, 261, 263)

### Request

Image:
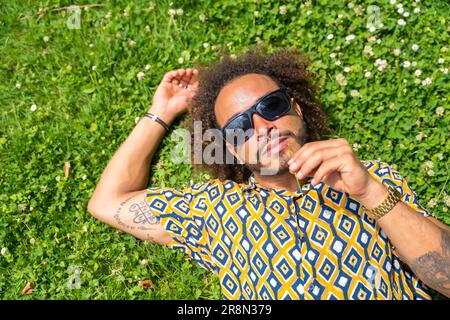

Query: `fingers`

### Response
(289, 146, 343, 179)
(162, 68, 200, 90)
(287, 138, 352, 180)
(310, 156, 340, 185)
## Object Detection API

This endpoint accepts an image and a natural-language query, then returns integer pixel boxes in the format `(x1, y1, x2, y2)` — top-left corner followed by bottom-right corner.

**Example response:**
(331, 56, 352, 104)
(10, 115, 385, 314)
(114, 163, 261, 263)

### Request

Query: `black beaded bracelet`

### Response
(144, 112, 170, 131)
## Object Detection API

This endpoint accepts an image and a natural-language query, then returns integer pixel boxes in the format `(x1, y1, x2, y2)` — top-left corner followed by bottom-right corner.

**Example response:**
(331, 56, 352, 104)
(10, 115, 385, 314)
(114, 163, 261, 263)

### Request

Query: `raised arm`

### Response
(288, 138, 450, 297)
(87, 68, 199, 243)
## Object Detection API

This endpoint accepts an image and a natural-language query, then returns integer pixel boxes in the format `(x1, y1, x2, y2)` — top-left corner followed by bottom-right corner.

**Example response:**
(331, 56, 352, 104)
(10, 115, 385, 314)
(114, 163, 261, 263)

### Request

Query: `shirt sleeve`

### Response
(364, 160, 432, 218)
(145, 182, 218, 274)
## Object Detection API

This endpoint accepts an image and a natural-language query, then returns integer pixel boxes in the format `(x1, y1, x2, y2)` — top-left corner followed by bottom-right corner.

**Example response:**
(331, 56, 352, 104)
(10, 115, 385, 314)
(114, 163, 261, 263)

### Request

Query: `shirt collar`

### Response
(243, 173, 313, 198)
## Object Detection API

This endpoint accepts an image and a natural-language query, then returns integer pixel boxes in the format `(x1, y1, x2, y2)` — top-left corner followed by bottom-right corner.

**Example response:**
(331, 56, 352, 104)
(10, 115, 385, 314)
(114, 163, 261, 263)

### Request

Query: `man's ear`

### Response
(291, 97, 304, 120)
(225, 141, 244, 164)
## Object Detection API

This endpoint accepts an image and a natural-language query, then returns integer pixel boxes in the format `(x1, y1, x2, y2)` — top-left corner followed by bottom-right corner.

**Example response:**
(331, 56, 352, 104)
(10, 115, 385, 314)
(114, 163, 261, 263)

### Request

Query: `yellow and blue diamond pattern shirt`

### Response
(146, 160, 432, 300)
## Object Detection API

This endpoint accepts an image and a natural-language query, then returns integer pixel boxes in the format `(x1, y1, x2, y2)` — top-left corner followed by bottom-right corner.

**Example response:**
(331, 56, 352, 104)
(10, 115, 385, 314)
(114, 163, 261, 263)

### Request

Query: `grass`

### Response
(0, 0, 449, 299)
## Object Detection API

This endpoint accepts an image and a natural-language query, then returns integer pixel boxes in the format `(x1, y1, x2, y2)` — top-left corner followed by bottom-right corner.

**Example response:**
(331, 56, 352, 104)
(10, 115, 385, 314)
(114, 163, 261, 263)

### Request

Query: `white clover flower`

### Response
(91, 65, 97, 71)
(255, 37, 263, 45)
(40, 185, 48, 193)
(18, 204, 27, 211)
(368, 36, 376, 42)
(137, 72, 145, 81)
(363, 45, 373, 56)
(442, 67, 449, 74)
(330, 52, 336, 59)
(438, 58, 444, 64)
(416, 132, 426, 141)
(444, 194, 450, 208)
(178, 57, 184, 64)
(414, 69, 422, 77)
(344, 66, 351, 73)
(127, 39, 136, 47)
(427, 198, 437, 208)
(437, 153, 443, 160)
(1, 247, 7, 256)
(364, 71, 372, 78)
(393, 48, 401, 56)
(279, 5, 287, 15)
(348, 2, 355, 9)
(168, 9, 176, 16)
(427, 169, 435, 177)
(352, 142, 361, 151)
(16, 83, 21, 89)
(368, 26, 376, 33)
(327, 34, 334, 40)
(145, 25, 151, 33)
(253, 11, 259, 17)
(141, 259, 149, 265)
(421, 77, 432, 86)
(402, 60, 411, 68)
(397, 7, 404, 14)
(82, 174, 88, 180)
(203, 42, 209, 49)
(345, 34, 356, 42)
(306, 10, 312, 15)
(199, 14, 207, 22)
(88, 43, 94, 48)
(435, 107, 444, 117)
(350, 90, 360, 98)
(396, 3, 403, 8)
(376, 38, 381, 44)
(30, 104, 37, 112)
(145, 64, 151, 70)
(230, 54, 237, 59)
(374, 59, 388, 72)
(105, 10, 112, 19)
(390, 0, 396, 4)
(336, 73, 347, 86)
(412, 44, 419, 51)
(29, 238, 36, 245)
(397, 19, 406, 26)
(29, 206, 33, 212)
(414, 7, 420, 13)
(123, 9, 129, 17)
(403, 11, 409, 17)
(335, 60, 341, 66)
(43, 36, 50, 42)
(176, 8, 184, 16)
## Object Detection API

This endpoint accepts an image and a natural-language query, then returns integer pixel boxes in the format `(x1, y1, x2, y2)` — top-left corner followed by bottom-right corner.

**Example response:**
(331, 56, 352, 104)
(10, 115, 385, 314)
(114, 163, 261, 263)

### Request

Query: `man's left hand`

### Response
(287, 138, 380, 201)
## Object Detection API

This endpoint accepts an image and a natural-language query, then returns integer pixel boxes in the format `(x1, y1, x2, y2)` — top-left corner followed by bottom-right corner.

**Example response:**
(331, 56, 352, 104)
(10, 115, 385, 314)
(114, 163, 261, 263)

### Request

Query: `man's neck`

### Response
(252, 169, 306, 192)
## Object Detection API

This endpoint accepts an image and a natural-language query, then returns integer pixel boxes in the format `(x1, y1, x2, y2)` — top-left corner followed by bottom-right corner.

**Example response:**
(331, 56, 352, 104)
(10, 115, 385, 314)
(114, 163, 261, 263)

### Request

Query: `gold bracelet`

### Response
(363, 185, 402, 220)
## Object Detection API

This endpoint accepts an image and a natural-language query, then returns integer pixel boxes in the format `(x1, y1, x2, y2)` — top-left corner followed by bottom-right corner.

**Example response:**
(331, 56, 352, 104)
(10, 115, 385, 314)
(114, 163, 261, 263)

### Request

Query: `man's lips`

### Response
(262, 136, 289, 156)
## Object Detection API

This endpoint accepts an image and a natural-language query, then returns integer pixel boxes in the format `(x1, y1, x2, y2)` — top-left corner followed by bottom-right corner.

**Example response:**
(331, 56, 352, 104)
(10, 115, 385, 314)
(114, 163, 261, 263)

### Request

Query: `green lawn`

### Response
(0, 0, 449, 299)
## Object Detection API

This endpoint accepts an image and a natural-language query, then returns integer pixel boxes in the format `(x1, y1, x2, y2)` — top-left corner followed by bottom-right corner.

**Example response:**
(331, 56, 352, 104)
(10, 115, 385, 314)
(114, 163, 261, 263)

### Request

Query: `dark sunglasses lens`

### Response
(224, 115, 253, 146)
(258, 93, 291, 120)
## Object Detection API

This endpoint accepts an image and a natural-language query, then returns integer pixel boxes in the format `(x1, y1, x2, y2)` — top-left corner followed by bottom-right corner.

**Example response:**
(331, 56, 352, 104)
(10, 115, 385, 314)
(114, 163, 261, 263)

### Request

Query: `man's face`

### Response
(214, 73, 307, 175)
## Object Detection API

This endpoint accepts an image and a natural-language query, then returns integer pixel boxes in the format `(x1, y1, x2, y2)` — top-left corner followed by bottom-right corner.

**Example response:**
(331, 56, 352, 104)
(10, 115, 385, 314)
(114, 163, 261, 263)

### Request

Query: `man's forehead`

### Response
(215, 73, 279, 112)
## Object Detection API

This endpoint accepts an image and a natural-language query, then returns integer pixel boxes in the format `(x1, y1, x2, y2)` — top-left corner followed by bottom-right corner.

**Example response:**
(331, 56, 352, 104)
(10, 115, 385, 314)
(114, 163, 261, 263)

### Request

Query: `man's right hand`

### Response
(149, 68, 199, 125)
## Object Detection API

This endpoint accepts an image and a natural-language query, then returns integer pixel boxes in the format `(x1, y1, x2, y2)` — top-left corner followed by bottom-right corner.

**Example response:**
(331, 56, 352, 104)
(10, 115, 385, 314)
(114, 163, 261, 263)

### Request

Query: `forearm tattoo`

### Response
(410, 228, 450, 297)
(113, 196, 159, 232)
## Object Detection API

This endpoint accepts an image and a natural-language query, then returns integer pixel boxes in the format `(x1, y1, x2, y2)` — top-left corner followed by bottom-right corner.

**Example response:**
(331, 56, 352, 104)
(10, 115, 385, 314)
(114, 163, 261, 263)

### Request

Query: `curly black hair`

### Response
(189, 46, 336, 183)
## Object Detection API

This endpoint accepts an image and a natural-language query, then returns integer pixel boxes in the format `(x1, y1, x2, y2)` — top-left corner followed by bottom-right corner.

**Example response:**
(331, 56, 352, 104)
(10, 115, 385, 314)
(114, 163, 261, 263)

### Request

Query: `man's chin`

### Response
(255, 157, 291, 176)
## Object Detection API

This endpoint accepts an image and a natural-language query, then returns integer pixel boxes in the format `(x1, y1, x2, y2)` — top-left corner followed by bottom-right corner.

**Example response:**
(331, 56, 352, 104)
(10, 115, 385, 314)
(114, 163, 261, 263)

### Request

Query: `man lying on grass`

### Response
(88, 48, 450, 299)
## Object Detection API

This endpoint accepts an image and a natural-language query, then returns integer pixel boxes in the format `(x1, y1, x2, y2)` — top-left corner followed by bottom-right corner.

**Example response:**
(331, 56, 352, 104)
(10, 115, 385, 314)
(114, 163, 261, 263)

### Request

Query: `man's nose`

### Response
(252, 113, 276, 139)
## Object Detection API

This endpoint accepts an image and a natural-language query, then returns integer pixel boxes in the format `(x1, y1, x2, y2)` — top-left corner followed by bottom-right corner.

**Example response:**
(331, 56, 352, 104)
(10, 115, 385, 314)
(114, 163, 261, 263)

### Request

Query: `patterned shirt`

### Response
(146, 160, 432, 300)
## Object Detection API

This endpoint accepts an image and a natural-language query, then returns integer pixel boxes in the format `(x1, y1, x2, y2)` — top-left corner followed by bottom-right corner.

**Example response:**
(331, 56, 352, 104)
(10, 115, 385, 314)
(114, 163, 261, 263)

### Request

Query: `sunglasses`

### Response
(221, 87, 294, 146)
